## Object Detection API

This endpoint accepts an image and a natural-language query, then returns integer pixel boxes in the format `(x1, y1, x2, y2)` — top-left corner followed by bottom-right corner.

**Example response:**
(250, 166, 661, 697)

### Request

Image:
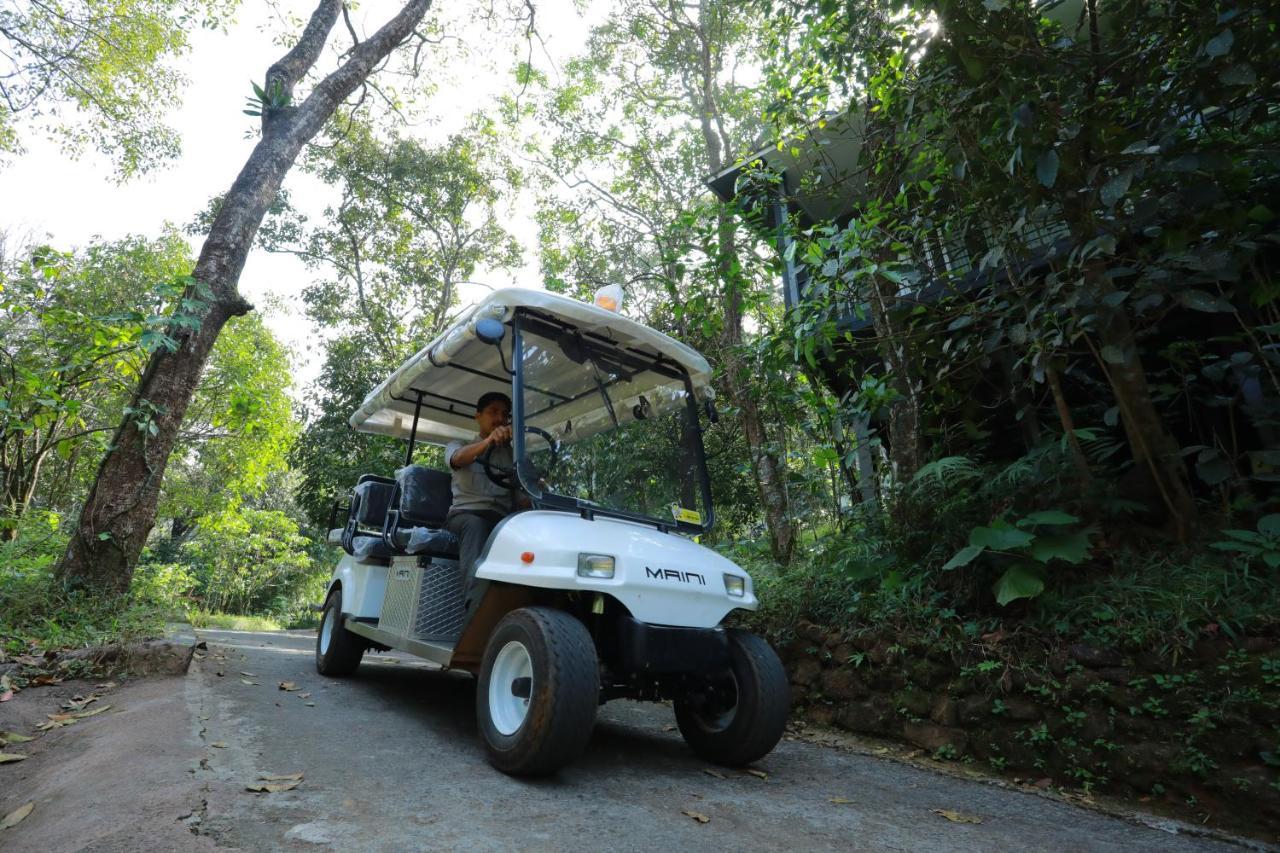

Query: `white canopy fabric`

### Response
(348, 287, 713, 446)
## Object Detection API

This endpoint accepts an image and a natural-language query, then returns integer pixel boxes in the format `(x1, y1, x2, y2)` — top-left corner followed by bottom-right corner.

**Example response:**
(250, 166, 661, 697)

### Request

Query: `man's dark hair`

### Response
(476, 391, 512, 413)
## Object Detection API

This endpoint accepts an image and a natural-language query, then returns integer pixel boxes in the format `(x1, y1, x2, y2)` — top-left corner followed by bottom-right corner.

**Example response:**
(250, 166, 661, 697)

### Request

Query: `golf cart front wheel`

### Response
(315, 587, 364, 677)
(476, 607, 599, 776)
(674, 630, 790, 766)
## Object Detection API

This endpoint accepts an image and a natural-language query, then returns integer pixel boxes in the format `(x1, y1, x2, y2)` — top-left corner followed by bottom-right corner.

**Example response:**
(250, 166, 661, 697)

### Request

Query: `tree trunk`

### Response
(1088, 278, 1196, 537)
(56, 0, 433, 594)
(866, 269, 923, 484)
(682, 2, 795, 562)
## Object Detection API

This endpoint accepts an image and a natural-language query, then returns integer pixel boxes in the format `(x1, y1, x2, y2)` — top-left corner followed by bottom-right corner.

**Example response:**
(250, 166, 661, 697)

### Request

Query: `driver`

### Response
(444, 391, 528, 594)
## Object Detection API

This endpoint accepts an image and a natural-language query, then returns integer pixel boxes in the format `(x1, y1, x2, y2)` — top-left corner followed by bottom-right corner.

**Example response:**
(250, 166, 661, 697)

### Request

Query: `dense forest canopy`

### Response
(0, 0, 1275, 647)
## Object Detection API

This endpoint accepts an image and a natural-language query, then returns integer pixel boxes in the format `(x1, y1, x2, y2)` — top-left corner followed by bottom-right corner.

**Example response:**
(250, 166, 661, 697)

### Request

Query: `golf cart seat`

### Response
(381, 465, 459, 558)
(342, 475, 397, 563)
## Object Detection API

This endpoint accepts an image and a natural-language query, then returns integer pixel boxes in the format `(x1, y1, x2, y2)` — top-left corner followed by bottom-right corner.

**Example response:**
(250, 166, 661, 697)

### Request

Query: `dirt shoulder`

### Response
(0, 674, 220, 851)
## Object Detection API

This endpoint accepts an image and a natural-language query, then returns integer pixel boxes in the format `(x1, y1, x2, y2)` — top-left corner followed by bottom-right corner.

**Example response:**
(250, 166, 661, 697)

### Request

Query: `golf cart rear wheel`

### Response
(315, 587, 364, 677)
(674, 630, 790, 766)
(476, 607, 599, 776)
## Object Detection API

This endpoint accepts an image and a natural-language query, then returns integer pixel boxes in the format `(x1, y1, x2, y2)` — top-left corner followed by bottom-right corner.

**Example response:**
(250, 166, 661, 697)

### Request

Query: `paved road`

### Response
(171, 627, 1243, 852)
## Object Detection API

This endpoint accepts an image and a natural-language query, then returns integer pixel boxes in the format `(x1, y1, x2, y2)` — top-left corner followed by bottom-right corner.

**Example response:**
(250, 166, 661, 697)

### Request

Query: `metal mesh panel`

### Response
(414, 559, 466, 643)
(378, 559, 420, 635)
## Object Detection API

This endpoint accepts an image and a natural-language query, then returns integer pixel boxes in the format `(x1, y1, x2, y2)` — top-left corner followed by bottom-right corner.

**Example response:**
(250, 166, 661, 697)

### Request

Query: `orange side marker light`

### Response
(520, 551, 535, 564)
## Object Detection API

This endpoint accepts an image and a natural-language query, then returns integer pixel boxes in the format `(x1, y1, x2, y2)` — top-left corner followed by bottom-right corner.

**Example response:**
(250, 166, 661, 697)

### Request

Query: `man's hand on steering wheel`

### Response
(479, 425, 560, 490)
(487, 424, 513, 448)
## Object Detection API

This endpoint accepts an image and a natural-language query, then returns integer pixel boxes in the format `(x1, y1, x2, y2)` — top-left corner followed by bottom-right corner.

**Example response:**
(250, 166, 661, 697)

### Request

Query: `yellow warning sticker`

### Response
(670, 505, 702, 524)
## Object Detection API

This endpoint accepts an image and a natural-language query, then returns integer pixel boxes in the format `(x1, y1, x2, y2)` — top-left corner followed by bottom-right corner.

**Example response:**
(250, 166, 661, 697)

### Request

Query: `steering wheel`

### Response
(480, 426, 560, 489)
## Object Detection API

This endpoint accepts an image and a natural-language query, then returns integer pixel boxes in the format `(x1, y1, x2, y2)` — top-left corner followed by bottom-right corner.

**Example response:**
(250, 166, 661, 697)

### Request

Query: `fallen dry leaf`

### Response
(240, 680, 258, 686)
(94, 682, 116, 691)
(304, 702, 315, 707)
(209, 742, 228, 749)
(682, 810, 710, 824)
(298, 692, 312, 699)
(30, 674, 62, 686)
(0, 801, 33, 829)
(61, 695, 98, 712)
(829, 797, 854, 805)
(932, 809, 983, 825)
(0, 732, 33, 745)
(0, 692, 11, 703)
(240, 672, 255, 677)
(246, 780, 300, 793)
(702, 768, 726, 779)
(258, 772, 303, 782)
(663, 725, 677, 732)
(746, 769, 768, 780)
(71, 705, 110, 719)
(278, 682, 298, 691)
(0, 754, 28, 764)
(0, 674, 13, 702)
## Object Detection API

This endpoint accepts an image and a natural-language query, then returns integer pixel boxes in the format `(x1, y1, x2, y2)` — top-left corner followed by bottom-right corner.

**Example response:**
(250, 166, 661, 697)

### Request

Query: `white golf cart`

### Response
(317, 287, 789, 776)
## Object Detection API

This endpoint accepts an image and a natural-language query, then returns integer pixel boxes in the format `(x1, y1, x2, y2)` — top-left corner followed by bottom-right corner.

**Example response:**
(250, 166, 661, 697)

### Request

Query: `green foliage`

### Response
(243, 79, 291, 117)
(179, 507, 323, 621)
(1211, 514, 1280, 569)
(0, 0, 239, 176)
(0, 511, 167, 653)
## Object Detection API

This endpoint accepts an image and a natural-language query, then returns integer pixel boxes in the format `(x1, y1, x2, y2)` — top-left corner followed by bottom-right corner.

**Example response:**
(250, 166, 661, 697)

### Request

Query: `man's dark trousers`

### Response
(446, 509, 505, 593)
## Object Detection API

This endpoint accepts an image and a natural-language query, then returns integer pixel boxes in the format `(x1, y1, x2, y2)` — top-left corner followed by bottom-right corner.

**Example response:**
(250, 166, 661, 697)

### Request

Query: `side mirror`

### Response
(475, 318, 505, 345)
(704, 399, 719, 424)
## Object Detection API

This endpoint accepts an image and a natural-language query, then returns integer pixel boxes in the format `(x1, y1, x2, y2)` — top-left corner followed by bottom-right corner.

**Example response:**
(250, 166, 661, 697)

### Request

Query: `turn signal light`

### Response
(520, 551, 535, 564)
(723, 574, 746, 598)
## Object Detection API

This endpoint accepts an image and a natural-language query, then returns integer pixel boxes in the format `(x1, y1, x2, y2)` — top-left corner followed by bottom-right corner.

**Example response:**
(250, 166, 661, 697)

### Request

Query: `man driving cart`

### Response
(444, 391, 529, 594)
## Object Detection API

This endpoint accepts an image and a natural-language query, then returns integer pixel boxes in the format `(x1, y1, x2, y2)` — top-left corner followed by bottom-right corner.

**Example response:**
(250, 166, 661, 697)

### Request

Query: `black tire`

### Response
(476, 607, 599, 776)
(674, 630, 790, 766)
(315, 587, 364, 677)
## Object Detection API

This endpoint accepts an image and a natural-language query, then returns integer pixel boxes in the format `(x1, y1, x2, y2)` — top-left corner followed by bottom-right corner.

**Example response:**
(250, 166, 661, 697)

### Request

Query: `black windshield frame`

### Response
(511, 308, 715, 535)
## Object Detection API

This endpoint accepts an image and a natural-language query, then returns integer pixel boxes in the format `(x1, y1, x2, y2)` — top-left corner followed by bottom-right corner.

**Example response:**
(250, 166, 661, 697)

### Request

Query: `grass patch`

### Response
(186, 610, 283, 632)
(0, 567, 168, 655)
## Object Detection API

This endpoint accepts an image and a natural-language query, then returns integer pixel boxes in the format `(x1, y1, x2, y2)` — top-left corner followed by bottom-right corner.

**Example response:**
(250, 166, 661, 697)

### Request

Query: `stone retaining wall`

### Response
(777, 620, 1280, 837)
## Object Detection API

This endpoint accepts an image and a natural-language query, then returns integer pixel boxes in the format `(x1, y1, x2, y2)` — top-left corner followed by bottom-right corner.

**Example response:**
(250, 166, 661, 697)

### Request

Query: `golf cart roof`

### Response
(349, 287, 713, 446)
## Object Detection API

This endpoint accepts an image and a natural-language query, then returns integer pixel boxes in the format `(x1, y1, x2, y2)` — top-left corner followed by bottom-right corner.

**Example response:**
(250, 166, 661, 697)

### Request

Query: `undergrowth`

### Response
(0, 511, 175, 654)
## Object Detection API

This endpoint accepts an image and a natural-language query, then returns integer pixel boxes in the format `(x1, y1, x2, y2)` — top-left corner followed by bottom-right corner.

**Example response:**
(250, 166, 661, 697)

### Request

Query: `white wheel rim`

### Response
(319, 605, 334, 655)
(489, 641, 534, 736)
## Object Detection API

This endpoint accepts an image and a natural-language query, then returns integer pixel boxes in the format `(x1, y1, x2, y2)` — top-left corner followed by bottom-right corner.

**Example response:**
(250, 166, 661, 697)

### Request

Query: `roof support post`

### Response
(404, 390, 424, 467)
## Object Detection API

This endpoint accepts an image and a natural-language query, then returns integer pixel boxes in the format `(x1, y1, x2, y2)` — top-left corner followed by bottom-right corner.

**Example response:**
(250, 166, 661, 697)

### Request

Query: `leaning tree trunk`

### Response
(57, 0, 433, 594)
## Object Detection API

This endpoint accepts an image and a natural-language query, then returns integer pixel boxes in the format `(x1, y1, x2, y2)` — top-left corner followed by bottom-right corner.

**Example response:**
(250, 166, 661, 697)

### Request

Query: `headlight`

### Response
(723, 574, 746, 598)
(577, 553, 616, 579)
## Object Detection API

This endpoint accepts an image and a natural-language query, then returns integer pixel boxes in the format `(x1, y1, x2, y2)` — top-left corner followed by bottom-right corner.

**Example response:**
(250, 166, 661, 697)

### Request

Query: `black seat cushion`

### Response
(354, 480, 394, 527)
(351, 534, 394, 562)
(402, 527, 460, 557)
(396, 465, 452, 526)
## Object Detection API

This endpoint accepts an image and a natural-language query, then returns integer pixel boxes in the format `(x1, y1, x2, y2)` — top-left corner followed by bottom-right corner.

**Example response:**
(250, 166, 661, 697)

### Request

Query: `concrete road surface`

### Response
(185, 628, 1245, 852)
(0, 627, 1258, 852)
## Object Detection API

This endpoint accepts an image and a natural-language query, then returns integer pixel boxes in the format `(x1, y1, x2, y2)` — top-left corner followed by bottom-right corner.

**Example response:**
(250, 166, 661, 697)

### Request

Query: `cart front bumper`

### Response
(614, 615, 731, 675)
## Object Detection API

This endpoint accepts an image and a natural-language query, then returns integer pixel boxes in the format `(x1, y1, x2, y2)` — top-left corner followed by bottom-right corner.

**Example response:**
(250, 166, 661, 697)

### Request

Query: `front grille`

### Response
(413, 558, 466, 643)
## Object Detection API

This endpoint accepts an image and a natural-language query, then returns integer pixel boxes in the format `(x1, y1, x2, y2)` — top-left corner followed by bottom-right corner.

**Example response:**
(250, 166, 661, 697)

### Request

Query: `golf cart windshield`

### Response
(513, 311, 712, 533)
